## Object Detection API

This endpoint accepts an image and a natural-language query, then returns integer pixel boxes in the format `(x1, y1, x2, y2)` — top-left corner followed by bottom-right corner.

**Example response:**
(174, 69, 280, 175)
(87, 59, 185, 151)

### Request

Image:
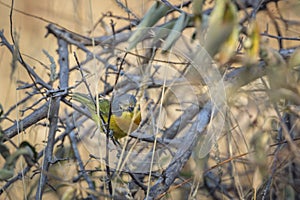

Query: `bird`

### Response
(72, 93, 141, 140)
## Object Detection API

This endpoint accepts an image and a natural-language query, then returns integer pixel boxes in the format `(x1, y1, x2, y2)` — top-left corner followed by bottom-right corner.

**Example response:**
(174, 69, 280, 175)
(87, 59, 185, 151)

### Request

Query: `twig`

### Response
(73, 52, 96, 105)
(266, 6, 284, 49)
(105, 52, 128, 195)
(161, 0, 188, 14)
(261, 32, 300, 41)
(114, 0, 139, 20)
(69, 131, 96, 199)
(3, 102, 49, 139)
(0, 30, 51, 93)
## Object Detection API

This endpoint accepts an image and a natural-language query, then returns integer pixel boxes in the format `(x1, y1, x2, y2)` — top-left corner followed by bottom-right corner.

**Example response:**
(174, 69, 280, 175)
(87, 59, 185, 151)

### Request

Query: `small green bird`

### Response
(72, 93, 141, 139)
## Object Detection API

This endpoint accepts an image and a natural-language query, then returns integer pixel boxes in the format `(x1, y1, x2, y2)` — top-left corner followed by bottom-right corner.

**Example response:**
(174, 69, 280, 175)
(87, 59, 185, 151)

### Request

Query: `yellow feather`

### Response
(108, 111, 141, 139)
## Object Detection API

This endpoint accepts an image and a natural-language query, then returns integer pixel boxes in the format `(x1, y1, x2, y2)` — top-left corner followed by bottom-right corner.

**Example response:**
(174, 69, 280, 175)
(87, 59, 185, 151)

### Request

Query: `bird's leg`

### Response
(109, 130, 121, 146)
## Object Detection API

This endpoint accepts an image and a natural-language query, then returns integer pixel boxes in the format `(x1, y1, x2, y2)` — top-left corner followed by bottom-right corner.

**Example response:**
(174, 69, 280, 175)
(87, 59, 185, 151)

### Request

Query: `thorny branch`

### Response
(35, 36, 69, 199)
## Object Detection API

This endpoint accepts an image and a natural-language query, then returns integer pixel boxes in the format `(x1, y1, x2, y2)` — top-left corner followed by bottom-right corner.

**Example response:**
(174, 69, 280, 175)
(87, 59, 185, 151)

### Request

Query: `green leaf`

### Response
(244, 20, 260, 64)
(204, 0, 238, 57)
(162, 13, 190, 52)
(0, 103, 3, 117)
(3, 141, 37, 170)
(127, 2, 170, 50)
(0, 168, 14, 181)
(0, 143, 10, 159)
(19, 141, 37, 166)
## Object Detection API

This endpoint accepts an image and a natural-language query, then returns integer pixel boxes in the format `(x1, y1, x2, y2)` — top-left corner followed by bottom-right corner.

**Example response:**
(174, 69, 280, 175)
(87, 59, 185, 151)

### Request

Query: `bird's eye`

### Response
(127, 106, 132, 112)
